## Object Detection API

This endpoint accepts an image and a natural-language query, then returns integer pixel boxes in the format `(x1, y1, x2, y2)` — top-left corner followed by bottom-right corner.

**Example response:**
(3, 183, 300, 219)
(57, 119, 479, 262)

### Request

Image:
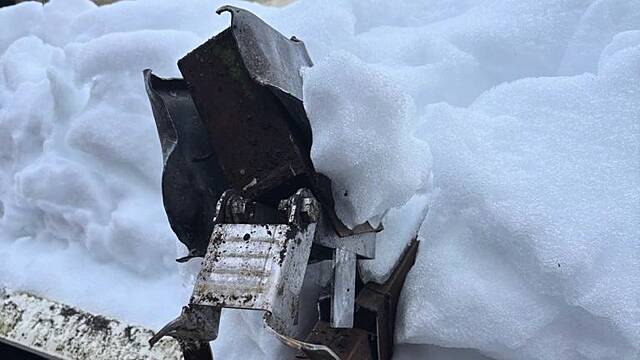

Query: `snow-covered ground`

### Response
(0, 0, 638, 359)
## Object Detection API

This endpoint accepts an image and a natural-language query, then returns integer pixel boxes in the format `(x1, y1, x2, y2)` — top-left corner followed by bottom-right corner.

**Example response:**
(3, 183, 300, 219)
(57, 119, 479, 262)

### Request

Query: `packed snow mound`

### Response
(303, 51, 432, 228)
(398, 33, 640, 359)
(0, 1, 199, 277)
(0, 1, 638, 360)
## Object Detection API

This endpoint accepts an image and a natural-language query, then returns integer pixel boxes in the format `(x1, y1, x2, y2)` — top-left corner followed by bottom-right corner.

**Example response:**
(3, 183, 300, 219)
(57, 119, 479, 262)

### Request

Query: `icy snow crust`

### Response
(0, 0, 638, 359)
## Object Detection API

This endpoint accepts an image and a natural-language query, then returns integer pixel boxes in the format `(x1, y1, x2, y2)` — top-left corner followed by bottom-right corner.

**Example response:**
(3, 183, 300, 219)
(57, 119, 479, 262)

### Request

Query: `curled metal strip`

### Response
(264, 320, 340, 360)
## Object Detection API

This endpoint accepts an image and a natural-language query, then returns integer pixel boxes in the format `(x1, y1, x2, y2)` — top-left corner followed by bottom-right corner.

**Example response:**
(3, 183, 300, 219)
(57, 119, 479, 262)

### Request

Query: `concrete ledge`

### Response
(0, 288, 182, 360)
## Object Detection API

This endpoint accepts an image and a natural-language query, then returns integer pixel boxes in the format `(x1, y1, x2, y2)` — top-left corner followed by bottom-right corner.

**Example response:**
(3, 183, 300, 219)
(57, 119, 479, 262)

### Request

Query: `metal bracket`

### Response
(191, 189, 318, 335)
(152, 188, 321, 357)
(298, 239, 420, 360)
(331, 248, 357, 328)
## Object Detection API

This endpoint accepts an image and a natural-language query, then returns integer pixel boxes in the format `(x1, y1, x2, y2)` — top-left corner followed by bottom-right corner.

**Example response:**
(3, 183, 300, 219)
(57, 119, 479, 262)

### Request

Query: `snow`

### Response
(396, 25, 640, 360)
(303, 51, 432, 228)
(0, 0, 638, 360)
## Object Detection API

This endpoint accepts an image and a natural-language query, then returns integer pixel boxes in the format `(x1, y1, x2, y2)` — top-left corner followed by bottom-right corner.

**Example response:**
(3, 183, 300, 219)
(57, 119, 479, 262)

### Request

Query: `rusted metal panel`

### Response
(178, 27, 312, 205)
(216, 5, 314, 152)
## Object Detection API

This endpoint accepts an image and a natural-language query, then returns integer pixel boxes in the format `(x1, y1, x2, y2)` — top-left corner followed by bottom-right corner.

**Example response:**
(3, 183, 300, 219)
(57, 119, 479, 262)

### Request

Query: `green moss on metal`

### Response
(216, 45, 256, 100)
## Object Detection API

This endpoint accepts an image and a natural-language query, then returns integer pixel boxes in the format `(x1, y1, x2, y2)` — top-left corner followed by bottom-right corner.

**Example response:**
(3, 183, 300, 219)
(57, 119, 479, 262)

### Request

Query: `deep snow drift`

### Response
(0, 0, 638, 359)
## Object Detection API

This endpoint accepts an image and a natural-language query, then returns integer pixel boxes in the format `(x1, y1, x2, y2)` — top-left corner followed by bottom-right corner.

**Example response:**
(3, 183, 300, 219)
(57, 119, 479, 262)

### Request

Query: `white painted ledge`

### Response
(1, 288, 183, 360)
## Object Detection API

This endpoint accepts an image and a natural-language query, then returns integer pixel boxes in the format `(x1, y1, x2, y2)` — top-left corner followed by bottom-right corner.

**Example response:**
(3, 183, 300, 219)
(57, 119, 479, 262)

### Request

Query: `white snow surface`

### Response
(0, 1, 638, 360)
(303, 52, 432, 228)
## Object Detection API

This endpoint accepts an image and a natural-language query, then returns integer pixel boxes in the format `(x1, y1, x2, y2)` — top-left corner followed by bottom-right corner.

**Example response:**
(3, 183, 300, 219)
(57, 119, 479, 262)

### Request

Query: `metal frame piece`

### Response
(315, 218, 376, 259)
(356, 238, 420, 360)
(299, 239, 420, 360)
(331, 248, 356, 328)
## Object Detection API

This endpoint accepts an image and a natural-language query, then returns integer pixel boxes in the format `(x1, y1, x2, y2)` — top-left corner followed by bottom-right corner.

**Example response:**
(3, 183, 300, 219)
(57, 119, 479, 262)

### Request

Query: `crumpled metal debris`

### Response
(144, 5, 419, 360)
(145, 6, 379, 261)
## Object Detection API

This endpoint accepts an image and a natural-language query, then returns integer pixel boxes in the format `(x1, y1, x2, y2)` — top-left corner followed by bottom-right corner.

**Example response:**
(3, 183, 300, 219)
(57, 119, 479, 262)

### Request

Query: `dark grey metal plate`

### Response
(144, 70, 229, 259)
